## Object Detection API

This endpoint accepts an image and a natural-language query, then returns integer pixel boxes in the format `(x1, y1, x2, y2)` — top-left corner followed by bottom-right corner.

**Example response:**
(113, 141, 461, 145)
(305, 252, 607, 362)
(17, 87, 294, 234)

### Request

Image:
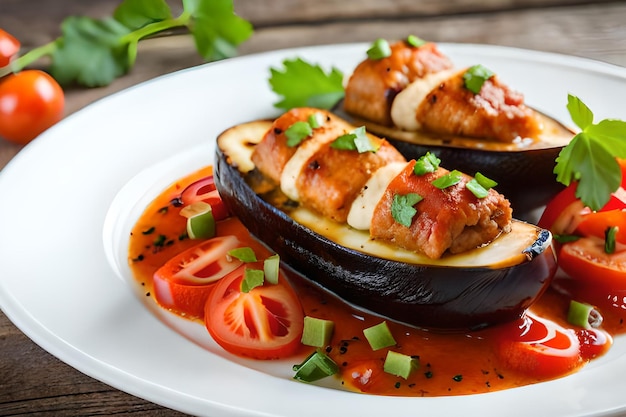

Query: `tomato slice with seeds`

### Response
(494, 313, 581, 379)
(179, 175, 229, 220)
(205, 263, 304, 359)
(153, 235, 243, 319)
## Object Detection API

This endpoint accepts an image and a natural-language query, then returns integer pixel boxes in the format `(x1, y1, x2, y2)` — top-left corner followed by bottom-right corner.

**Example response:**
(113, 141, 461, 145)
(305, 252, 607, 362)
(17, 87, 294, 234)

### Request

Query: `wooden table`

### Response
(1, 1, 625, 415)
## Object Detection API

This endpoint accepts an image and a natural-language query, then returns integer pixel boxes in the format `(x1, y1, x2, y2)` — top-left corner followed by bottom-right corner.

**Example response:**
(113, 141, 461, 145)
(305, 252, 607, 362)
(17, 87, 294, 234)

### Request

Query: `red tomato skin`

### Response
(0, 29, 20, 67)
(575, 209, 626, 244)
(558, 236, 626, 290)
(0, 70, 65, 145)
(178, 176, 229, 220)
(494, 313, 582, 379)
(577, 329, 612, 361)
(205, 264, 304, 360)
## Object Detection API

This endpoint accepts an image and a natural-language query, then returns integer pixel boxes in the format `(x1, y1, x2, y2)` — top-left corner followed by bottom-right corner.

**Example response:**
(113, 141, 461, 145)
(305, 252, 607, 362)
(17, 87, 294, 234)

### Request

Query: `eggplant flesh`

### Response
(341, 107, 574, 218)
(214, 120, 558, 330)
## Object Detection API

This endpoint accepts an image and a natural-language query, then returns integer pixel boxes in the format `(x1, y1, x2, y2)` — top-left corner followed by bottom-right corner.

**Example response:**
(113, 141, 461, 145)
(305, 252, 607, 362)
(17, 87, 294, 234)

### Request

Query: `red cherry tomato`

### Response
(205, 263, 304, 359)
(494, 313, 582, 379)
(0, 29, 20, 67)
(153, 236, 244, 319)
(0, 70, 65, 145)
(179, 175, 229, 220)
(558, 236, 626, 290)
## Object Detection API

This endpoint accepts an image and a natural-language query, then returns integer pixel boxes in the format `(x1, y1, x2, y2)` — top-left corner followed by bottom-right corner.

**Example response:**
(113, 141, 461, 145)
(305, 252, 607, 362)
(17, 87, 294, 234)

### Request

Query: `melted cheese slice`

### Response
(347, 161, 408, 230)
(390, 68, 459, 131)
(280, 120, 352, 201)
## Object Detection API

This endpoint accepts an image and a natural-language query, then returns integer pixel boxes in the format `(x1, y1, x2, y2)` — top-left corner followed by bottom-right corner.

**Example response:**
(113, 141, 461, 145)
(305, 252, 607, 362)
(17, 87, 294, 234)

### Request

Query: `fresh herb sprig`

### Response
(1, 0, 253, 87)
(269, 58, 345, 110)
(554, 94, 626, 210)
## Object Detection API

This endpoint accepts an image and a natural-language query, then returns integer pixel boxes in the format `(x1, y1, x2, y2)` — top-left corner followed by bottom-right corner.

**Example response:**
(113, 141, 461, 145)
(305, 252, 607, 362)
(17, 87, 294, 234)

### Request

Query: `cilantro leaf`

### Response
(183, 0, 253, 61)
(554, 94, 626, 210)
(391, 193, 423, 227)
(269, 58, 345, 110)
(113, 0, 172, 30)
(50, 16, 132, 87)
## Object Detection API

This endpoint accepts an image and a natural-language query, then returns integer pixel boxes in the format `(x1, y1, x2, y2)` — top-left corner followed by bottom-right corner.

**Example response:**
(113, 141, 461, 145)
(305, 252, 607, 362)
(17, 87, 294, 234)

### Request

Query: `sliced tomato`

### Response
(539, 158, 626, 234)
(558, 236, 626, 290)
(153, 235, 243, 319)
(178, 175, 229, 220)
(0, 29, 20, 68)
(577, 328, 612, 361)
(494, 313, 581, 379)
(575, 209, 626, 244)
(205, 264, 304, 359)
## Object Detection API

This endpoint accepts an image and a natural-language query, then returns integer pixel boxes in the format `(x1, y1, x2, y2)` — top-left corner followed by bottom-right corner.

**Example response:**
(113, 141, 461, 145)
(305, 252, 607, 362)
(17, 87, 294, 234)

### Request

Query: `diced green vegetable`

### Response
(331, 126, 379, 153)
(301, 316, 335, 347)
(413, 152, 441, 176)
(180, 201, 216, 239)
(367, 38, 392, 60)
(431, 170, 462, 189)
(292, 350, 339, 382)
(363, 321, 396, 350)
(406, 35, 426, 48)
(285, 121, 313, 147)
(466, 178, 489, 198)
(391, 193, 423, 227)
(241, 268, 264, 293)
(228, 247, 257, 262)
(307, 112, 326, 129)
(475, 172, 498, 189)
(567, 300, 603, 329)
(263, 254, 280, 284)
(463, 64, 494, 94)
(605, 226, 618, 254)
(383, 351, 420, 379)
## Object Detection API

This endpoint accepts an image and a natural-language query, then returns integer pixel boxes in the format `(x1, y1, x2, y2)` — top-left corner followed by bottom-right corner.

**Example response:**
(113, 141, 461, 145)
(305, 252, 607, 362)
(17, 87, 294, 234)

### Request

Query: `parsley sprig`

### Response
(554, 94, 626, 210)
(1, 0, 253, 87)
(269, 58, 345, 110)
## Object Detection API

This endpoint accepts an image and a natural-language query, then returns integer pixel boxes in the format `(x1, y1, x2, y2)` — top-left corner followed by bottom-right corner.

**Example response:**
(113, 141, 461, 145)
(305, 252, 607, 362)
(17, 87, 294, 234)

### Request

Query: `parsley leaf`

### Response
(113, 0, 172, 30)
(391, 193, 423, 227)
(554, 94, 626, 210)
(269, 58, 345, 110)
(331, 126, 380, 153)
(463, 64, 494, 94)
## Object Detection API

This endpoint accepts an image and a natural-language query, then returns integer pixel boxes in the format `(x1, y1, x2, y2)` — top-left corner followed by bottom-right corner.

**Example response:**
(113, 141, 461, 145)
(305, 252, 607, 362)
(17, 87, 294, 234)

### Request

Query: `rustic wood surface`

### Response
(1, 1, 625, 415)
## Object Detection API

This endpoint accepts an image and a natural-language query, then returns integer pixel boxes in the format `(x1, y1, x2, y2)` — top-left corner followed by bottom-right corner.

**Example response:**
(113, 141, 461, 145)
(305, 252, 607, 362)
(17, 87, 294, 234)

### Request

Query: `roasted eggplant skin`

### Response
(214, 136, 558, 331)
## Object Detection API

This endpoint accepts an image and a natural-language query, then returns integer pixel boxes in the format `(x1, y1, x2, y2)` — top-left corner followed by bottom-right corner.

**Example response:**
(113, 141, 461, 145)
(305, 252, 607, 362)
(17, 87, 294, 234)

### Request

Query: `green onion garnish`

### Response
(228, 247, 257, 262)
(367, 38, 392, 60)
(331, 126, 379, 153)
(285, 121, 313, 147)
(263, 254, 280, 284)
(293, 350, 339, 383)
(180, 202, 216, 240)
(605, 226, 618, 254)
(413, 152, 441, 176)
(406, 34, 427, 48)
(241, 268, 264, 293)
(567, 300, 603, 329)
(431, 170, 463, 189)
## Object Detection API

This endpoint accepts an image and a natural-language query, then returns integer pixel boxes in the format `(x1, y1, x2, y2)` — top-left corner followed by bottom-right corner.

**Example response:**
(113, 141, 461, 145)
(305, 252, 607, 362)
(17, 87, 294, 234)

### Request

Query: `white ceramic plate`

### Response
(1, 43, 626, 417)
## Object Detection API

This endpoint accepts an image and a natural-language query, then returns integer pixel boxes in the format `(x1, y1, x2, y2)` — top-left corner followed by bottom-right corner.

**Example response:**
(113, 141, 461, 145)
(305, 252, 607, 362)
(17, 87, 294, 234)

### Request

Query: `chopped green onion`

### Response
(383, 351, 420, 379)
(605, 226, 618, 254)
(307, 112, 326, 129)
(413, 152, 441, 176)
(567, 300, 603, 329)
(391, 193, 423, 227)
(475, 172, 498, 189)
(463, 64, 494, 94)
(553, 234, 581, 244)
(241, 268, 264, 293)
(228, 247, 257, 262)
(301, 316, 335, 347)
(406, 34, 427, 48)
(263, 254, 280, 284)
(285, 121, 313, 147)
(431, 170, 462, 189)
(363, 321, 396, 350)
(466, 178, 489, 198)
(367, 38, 392, 60)
(331, 126, 380, 153)
(293, 350, 339, 382)
(180, 202, 216, 239)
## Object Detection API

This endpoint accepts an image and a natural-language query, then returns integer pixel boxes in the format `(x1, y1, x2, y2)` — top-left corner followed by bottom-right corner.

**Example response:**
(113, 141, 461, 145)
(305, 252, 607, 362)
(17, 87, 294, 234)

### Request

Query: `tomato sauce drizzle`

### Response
(128, 166, 624, 397)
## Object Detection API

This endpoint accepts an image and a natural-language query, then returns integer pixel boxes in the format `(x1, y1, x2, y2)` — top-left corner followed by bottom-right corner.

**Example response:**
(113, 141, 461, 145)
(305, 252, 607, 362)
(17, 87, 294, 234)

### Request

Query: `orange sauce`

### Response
(128, 166, 623, 397)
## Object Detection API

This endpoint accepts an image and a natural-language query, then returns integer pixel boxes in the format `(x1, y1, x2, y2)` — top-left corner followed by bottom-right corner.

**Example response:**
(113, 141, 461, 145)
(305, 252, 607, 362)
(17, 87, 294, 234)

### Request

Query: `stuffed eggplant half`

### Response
(341, 38, 574, 215)
(214, 108, 557, 330)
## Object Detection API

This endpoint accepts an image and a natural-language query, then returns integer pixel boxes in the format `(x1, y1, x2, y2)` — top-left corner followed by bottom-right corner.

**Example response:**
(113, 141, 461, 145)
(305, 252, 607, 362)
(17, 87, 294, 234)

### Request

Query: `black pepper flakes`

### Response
(453, 374, 463, 382)
(394, 382, 401, 389)
(142, 226, 156, 235)
(424, 371, 433, 379)
(158, 206, 169, 214)
(153, 234, 167, 247)
(131, 254, 145, 262)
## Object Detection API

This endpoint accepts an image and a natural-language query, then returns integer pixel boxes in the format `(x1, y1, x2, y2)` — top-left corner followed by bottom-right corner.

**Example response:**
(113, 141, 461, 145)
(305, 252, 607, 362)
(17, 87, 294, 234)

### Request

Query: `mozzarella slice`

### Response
(347, 161, 408, 230)
(390, 68, 459, 131)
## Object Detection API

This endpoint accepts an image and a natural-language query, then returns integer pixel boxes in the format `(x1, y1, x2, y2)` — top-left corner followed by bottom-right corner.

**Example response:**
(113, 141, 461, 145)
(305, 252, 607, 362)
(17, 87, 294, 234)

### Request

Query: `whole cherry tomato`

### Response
(0, 69, 65, 145)
(0, 29, 20, 68)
